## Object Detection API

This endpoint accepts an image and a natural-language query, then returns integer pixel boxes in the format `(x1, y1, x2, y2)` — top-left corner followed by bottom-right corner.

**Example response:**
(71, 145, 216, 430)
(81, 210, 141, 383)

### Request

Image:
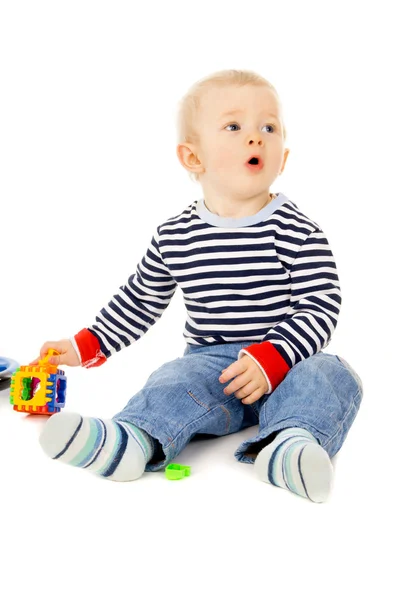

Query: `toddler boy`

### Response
(36, 69, 362, 502)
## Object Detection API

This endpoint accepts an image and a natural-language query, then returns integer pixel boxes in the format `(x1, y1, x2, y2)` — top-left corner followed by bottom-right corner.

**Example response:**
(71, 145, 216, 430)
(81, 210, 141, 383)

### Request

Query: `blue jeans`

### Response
(113, 342, 363, 471)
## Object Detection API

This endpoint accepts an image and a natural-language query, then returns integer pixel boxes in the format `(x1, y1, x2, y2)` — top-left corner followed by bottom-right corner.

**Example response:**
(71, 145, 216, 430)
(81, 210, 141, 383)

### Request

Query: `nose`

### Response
(248, 133, 264, 146)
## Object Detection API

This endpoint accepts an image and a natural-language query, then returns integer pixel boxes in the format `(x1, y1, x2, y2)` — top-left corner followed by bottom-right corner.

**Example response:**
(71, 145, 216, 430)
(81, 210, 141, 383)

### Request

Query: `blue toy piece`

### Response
(0, 357, 19, 391)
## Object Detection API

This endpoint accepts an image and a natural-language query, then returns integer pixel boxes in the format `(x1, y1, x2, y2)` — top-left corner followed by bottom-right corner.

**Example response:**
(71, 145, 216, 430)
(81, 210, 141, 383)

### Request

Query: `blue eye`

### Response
(225, 123, 240, 131)
(262, 124, 275, 133)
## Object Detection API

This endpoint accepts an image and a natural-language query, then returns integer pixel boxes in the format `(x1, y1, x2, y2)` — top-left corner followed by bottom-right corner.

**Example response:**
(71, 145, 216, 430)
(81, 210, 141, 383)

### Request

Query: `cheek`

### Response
(209, 144, 241, 171)
(272, 141, 285, 164)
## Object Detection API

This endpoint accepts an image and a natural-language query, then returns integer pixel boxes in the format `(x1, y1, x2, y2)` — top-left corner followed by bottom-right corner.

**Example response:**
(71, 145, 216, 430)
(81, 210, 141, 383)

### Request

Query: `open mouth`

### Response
(246, 155, 263, 170)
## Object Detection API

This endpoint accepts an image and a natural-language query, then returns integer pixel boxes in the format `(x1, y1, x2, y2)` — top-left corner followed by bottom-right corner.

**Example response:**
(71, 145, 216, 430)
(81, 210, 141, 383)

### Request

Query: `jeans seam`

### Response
(187, 388, 233, 433)
(187, 390, 210, 410)
(323, 389, 361, 452)
(165, 396, 238, 451)
(220, 404, 231, 433)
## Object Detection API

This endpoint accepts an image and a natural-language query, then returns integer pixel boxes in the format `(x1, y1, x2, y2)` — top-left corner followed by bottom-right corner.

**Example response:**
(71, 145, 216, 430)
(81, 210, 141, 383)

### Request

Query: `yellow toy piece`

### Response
(10, 349, 67, 415)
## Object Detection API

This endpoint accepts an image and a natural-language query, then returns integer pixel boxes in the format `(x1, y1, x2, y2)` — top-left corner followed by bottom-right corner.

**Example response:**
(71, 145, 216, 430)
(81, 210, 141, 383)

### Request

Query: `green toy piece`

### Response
(165, 463, 191, 480)
(21, 377, 33, 401)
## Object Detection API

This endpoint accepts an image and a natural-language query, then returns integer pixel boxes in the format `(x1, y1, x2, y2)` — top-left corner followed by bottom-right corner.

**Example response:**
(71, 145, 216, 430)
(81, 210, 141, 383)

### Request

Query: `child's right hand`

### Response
(31, 339, 81, 367)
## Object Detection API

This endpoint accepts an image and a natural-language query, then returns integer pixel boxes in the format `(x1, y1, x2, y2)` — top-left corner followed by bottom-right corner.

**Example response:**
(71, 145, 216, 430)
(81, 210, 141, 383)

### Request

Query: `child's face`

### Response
(191, 84, 288, 198)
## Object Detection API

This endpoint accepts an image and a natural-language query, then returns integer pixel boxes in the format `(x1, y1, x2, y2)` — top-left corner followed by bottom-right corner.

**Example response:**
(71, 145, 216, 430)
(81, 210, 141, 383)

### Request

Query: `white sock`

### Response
(254, 427, 333, 503)
(39, 412, 154, 482)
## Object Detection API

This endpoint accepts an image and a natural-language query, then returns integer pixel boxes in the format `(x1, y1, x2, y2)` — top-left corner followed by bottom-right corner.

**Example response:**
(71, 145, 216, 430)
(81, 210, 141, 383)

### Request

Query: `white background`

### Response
(0, 1, 396, 598)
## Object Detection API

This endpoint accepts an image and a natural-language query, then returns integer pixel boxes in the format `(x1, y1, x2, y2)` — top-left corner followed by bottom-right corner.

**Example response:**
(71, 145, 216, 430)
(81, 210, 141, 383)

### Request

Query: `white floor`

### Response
(0, 346, 394, 599)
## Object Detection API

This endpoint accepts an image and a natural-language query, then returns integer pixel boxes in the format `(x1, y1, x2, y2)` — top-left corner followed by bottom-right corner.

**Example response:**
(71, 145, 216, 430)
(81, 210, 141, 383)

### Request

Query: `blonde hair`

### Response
(176, 69, 287, 182)
(177, 69, 287, 181)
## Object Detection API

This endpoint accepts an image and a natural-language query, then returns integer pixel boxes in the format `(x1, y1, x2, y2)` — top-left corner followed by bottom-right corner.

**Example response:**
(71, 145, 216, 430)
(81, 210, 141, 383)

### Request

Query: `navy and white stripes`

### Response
(88, 193, 341, 369)
(39, 413, 154, 481)
(254, 427, 333, 502)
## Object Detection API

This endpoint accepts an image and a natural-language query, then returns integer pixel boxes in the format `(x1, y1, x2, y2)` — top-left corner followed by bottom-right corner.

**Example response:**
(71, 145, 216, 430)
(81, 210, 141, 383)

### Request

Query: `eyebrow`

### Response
(220, 109, 280, 120)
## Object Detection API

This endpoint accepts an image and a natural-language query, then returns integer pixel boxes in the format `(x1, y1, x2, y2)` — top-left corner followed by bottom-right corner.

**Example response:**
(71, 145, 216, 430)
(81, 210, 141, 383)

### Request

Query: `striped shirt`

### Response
(85, 193, 341, 371)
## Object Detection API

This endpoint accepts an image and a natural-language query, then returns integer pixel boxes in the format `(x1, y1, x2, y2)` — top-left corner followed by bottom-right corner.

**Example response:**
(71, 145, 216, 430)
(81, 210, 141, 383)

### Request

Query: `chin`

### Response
(241, 180, 269, 192)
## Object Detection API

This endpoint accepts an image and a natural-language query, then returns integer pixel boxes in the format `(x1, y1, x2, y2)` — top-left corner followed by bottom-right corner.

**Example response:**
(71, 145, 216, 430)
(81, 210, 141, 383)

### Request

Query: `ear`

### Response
(279, 148, 290, 175)
(176, 143, 205, 176)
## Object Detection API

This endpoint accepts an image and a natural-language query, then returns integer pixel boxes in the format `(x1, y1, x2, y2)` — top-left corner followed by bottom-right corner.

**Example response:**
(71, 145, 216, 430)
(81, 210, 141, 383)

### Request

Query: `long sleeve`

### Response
(74, 227, 177, 367)
(239, 228, 341, 391)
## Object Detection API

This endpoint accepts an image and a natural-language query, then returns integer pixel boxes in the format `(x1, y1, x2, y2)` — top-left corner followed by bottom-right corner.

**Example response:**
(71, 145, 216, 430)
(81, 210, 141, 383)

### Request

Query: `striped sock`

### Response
(39, 412, 154, 481)
(254, 427, 333, 503)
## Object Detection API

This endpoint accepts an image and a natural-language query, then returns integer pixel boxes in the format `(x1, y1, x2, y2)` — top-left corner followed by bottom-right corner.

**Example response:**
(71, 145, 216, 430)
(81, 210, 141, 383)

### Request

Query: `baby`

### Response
(35, 69, 363, 503)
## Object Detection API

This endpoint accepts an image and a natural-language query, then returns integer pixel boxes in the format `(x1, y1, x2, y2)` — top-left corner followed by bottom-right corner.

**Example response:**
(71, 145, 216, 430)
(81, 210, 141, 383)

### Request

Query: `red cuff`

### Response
(74, 328, 107, 368)
(241, 341, 290, 391)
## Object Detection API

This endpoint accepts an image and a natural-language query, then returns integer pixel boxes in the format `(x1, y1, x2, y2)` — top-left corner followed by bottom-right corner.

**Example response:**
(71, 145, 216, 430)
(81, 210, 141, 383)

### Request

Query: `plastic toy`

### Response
(10, 349, 67, 415)
(165, 463, 191, 480)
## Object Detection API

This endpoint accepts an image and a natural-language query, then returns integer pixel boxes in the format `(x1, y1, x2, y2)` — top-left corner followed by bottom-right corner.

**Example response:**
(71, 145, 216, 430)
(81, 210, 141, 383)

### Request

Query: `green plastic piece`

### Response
(165, 463, 191, 480)
(21, 377, 33, 401)
(9, 369, 19, 405)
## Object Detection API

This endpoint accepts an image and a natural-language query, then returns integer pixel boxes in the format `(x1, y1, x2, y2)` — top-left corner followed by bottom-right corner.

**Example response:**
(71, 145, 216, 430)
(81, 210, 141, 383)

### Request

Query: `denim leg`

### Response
(113, 343, 259, 471)
(234, 353, 363, 464)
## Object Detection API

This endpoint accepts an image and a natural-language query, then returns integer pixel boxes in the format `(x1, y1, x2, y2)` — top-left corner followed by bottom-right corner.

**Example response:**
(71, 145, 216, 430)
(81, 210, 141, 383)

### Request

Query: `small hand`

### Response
(219, 354, 269, 404)
(30, 339, 80, 367)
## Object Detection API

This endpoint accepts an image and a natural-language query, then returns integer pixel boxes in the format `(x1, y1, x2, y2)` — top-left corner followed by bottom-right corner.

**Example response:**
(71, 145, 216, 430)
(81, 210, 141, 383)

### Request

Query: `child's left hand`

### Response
(219, 355, 269, 404)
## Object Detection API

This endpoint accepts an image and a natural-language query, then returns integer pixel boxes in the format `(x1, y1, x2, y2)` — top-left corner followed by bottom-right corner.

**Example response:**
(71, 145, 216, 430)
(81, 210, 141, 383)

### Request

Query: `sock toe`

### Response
(300, 444, 333, 503)
(39, 412, 83, 460)
(254, 428, 334, 503)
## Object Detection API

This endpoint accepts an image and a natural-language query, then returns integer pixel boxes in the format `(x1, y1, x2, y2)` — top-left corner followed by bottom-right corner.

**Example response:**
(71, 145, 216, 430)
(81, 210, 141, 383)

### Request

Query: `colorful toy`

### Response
(10, 349, 67, 415)
(165, 463, 191, 480)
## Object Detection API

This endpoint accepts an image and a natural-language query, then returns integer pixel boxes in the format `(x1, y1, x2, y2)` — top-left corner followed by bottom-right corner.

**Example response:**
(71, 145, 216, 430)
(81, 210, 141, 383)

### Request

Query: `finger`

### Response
(29, 357, 40, 366)
(223, 372, 251, 395)
(219, 361, 245, 383)
(48, 354, 62, 366)
(233, 381, 259, 399)
(39, 344, 64, 366)
(241, 388, 263, 404)
(40, 342, 60, 358)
